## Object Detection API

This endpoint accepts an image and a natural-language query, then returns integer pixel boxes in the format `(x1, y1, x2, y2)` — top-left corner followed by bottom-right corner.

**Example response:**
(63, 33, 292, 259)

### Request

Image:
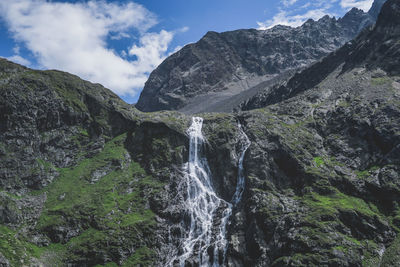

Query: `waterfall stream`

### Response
(173, 117, 250, 267)
(231, 122, 251, 206)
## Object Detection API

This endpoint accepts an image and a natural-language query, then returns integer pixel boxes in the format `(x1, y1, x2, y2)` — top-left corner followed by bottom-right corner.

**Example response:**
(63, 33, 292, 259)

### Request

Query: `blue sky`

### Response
(0, 0, 374, 103)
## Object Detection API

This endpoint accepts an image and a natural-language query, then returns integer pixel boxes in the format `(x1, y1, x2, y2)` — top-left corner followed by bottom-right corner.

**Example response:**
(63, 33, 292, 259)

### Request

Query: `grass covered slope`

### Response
(236, 67, 400, 266)
(225, 1, 400, 265)
(0, 58, 187, 266)
(1, 134, 164, 266)
(36, 134, 162, 266)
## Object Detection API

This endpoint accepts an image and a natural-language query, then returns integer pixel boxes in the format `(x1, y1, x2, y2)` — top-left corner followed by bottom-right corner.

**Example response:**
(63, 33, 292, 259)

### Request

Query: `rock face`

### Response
(0, 61, 137, 191)
(0, 59, 189, 266)
(228, 0, 400, 265)
(369, 0, 388, 19)
(136, 7, 375, 113)
(241, 0, 398, 111)
(1, 0, 400, 266)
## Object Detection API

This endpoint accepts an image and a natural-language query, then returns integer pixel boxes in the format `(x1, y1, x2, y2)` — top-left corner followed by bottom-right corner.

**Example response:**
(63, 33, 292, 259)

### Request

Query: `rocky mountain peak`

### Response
(136, 5, 377, 113)
(343, 0, 400, 75)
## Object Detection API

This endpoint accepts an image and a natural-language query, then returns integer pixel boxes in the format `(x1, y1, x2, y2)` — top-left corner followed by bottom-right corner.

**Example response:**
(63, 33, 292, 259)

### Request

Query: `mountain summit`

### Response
(135, 4, 382, 113)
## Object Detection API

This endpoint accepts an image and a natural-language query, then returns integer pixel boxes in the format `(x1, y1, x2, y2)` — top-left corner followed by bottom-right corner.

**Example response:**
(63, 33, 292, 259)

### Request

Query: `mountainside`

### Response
(1, 0, 400, 266)
(229, 0, 400, 265)
(136, 7, 375, 113)
(0, 59, 162, 265)
(369, 0, 388, 19)
(241, 0, 397, 111)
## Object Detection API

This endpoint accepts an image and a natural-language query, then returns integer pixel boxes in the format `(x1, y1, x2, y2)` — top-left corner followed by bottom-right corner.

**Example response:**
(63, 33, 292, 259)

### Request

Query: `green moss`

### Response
(18, 70, 88, 112)
(314, 157, 324, 167)
(36, 158, 56, 173)
(391, 208, 400, 231)
(306, 156, 345, 179)
(361, 240, 381, 267)
(121, 247, 154, 267)
(44, 71, 88, 112)
(312, 156, 344, 169)
(91, 246, 154, 267)
(306, 166, 329, 178)
(202, 115, 238, 148)
(299, 187, 382, 231)
(34, 133, 163, 265)
(79, 128, 89, 137)
(141, 111, 189, 134)
(29, 243, 66, 266)
(151, 138, 173, 163)
(0, 190, 22, 200)
(371, 77, 391, 86)
(344, 235, 361, 246)
(0, 225, 44, 266)
(332, 245, 348, 252)
(356, 166, 380, 179)
(292, 190, 385, 265)
(302, 190, 380, 217)
(381, 234, 400, 266)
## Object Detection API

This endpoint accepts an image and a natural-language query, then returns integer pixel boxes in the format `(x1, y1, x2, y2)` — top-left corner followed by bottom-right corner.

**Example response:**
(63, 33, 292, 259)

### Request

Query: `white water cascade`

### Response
(173, 117, 250, 267)
(231, 122, 251, 206)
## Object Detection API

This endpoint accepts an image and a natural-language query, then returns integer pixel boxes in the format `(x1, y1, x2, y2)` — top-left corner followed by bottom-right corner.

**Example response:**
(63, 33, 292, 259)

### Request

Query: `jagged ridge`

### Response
(241, 0, 397, 111)
(136, 7, 375, 113)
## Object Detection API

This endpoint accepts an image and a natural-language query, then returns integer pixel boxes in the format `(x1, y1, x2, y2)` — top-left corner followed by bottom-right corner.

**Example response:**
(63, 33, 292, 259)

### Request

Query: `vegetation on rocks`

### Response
(1, 0, 400, 266)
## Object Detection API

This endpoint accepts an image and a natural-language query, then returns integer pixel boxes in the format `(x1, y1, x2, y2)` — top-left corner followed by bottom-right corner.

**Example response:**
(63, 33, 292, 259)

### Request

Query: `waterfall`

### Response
(231, 122, 251, 206)
(175, 116, 225, 266)
(171, 117, 250, 267)
(217, 121, 251, 264)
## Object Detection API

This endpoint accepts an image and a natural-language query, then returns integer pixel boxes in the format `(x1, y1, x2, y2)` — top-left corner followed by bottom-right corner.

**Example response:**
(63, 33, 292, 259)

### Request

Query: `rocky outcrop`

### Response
(136, 7, 375, 113)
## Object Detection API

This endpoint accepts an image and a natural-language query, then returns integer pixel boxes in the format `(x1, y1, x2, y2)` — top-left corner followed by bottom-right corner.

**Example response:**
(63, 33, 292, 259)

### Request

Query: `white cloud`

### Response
(12, 45, 20, 54)
(129, 30, 174, 76)
(257, 9, 331, 29)
(179, 26, 190, 33)
(258, 0, 372, 30)
(340, 0, 374, 11)
(6, 55, 31, 66)
(0, 0, 179, 97)
(282, 0, 299, 7)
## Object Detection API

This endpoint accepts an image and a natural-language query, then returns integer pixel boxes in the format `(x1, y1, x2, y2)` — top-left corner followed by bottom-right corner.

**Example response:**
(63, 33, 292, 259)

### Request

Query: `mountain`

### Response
(136, 7, 375, 114)
(0, 59, 165, 265)
(369, 0, 388, 19)
(241, 0, 396, 111)
(1, 0, 400, 266)
(229, 0, 400, 264)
